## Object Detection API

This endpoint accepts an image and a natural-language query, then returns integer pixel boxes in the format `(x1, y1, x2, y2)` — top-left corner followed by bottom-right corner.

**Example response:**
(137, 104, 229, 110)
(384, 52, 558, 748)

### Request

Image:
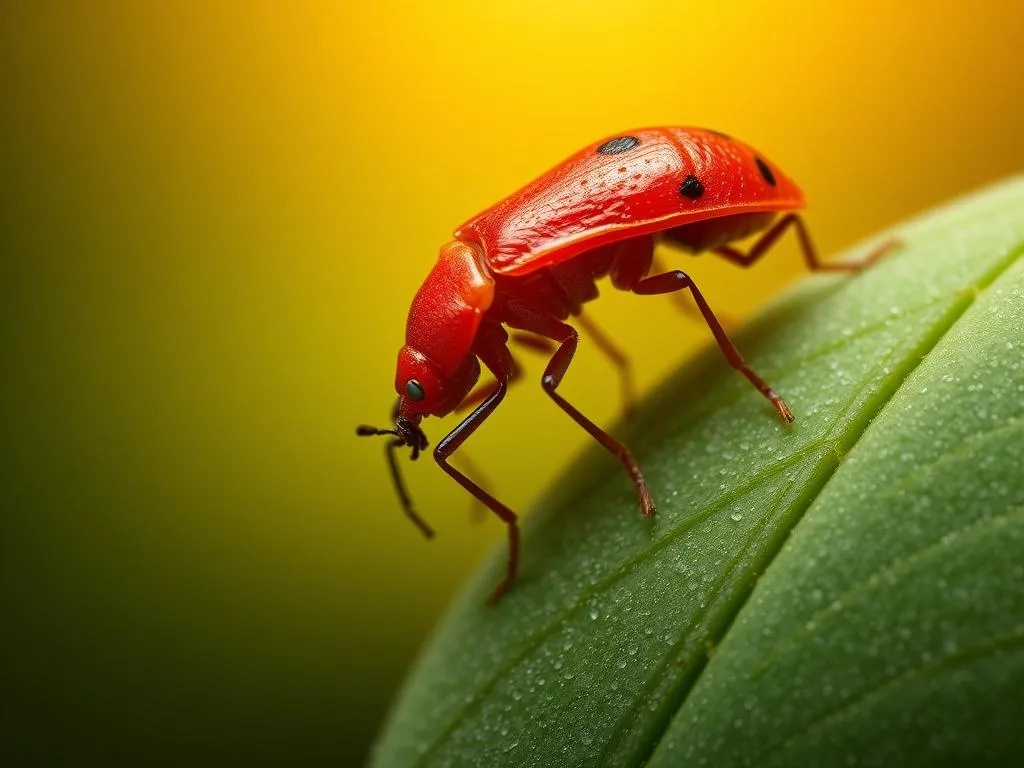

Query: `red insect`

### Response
(358, 127, 888, 603)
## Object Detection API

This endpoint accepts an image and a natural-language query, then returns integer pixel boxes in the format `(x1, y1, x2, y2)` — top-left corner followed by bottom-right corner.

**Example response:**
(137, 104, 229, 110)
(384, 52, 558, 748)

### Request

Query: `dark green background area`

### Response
(0, 176, 402, 764)
(0, 18, 407, 768)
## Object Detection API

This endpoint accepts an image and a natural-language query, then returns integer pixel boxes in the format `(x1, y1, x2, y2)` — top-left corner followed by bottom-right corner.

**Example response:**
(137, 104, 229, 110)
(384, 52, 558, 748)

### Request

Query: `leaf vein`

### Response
(752, 503, 1024, 679)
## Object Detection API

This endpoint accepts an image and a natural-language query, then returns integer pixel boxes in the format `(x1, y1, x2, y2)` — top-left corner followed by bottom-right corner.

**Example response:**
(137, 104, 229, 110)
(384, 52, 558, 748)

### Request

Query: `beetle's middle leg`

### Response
(502, 302, 655, 518)
(629, 269, 794, 423)
(462, 321, 636, 418)
(645, 255, 741, 331)
(457, 334, 560, 414)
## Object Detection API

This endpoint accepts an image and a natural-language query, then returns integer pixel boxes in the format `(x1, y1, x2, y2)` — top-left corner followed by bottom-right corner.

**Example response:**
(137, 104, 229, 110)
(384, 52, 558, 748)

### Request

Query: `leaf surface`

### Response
(372, 178, 1024, 767)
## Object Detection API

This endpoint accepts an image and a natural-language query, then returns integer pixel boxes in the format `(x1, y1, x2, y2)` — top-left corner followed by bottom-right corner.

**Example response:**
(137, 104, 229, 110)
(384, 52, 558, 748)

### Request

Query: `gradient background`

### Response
(1, 1, 1021, 764)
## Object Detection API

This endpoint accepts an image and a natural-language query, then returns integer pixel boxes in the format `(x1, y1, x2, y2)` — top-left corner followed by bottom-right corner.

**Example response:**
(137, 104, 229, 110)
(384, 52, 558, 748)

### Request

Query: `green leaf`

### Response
(371, 178, 1024, 767)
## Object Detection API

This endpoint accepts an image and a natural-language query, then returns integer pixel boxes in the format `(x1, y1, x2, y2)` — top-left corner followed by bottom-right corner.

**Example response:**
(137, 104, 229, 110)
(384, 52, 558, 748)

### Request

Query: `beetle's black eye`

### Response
(405, 379, 425, 402)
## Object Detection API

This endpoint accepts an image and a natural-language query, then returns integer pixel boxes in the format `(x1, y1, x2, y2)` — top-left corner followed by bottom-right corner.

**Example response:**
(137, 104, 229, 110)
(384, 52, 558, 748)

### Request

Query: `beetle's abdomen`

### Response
(663, 211, 777, 252)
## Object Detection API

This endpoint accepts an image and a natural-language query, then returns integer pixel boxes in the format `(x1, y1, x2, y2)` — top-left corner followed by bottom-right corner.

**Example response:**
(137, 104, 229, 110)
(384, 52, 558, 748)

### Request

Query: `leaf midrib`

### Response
(603, 268, 976, 765)
(631, 240, 1024, 767)
(748, 416, 1024, 679)
(767, 629, 1024, 766)
(763, 593, 1024, 766)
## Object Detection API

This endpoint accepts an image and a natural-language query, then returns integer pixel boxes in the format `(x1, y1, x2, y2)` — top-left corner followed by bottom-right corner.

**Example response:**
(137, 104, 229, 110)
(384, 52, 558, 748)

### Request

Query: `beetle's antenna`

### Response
(356, 425, 436, 539)
(384, 438, 435, 539)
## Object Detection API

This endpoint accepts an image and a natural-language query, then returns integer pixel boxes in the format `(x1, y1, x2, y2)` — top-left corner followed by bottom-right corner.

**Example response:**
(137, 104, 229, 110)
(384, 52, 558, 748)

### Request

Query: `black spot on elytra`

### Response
(755, 156, 776, 186)
(597, 136, 640, 155)
(679, 175, 705, 199)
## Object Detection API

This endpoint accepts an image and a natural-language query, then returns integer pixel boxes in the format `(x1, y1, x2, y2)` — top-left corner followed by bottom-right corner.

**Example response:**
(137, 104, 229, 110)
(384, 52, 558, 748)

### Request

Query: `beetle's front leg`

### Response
(433, 324, 520, 604)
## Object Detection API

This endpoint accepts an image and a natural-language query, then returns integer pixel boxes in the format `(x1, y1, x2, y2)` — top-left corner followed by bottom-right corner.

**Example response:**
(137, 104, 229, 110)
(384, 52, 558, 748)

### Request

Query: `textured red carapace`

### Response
(357, 127, 888, 603)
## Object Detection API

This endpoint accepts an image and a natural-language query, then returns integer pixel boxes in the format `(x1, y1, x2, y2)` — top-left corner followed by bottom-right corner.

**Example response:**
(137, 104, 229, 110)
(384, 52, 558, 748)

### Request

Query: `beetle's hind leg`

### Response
(708, 213, 895, 272)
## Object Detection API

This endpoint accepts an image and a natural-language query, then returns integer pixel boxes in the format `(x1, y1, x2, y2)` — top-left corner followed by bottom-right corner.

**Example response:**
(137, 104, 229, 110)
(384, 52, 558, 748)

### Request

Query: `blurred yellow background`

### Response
(2, 1, 1021, 763)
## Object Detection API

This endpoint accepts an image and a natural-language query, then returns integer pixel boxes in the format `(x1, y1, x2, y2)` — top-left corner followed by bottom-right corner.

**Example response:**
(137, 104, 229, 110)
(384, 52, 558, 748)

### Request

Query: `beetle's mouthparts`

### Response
(356, 420, 426, 449)
(395, 417, 429, 459)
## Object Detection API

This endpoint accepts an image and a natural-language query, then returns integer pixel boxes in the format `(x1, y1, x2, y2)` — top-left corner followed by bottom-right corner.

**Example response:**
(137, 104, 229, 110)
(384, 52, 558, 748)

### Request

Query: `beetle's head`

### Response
(356, 240, 492, 539)
(394, 345, 480, 420)
(354, 345, 480, 540)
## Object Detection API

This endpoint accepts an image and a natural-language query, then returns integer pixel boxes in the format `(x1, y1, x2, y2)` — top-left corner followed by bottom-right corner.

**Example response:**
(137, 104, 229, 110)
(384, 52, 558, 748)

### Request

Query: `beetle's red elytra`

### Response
(357, 126, 891, 603)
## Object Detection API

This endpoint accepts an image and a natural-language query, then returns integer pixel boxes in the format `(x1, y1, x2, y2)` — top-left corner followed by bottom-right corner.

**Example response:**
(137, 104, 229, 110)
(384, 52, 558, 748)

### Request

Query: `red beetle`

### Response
(358, 127, 888, 603)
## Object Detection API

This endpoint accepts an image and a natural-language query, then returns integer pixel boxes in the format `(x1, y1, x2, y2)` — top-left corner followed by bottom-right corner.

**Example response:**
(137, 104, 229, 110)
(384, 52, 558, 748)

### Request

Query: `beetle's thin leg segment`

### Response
(517, 321, 638, 417)
(712, 213, 893, 272)
(454, 336, 557, 523)
(574, 312, 637, 418)
(649, 255, 712, 322)
(503, 305, 655, 518)
(632, 270, 795, 423)
(434, 325, 520, 604)
(435, 388, 518, 604)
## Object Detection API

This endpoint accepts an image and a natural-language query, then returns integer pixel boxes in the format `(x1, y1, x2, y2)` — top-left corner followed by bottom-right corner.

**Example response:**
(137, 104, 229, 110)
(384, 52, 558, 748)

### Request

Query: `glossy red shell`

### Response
(454, 127, 805, 276)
